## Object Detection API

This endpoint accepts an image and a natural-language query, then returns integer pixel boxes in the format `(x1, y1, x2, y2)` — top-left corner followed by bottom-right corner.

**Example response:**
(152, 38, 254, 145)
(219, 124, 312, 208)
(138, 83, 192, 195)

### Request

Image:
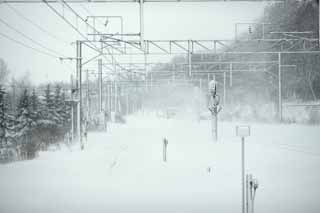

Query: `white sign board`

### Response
(236, 125, 251, 137)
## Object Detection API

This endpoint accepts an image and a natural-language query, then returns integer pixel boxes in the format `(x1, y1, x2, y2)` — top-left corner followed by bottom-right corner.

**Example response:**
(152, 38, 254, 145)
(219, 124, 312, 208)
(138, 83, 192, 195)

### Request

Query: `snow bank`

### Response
(0, 115, 319, 213)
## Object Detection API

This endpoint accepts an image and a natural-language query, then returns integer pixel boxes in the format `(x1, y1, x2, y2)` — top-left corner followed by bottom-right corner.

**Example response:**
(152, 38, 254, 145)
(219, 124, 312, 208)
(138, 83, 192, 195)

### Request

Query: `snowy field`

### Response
(0, 113, 320, 213)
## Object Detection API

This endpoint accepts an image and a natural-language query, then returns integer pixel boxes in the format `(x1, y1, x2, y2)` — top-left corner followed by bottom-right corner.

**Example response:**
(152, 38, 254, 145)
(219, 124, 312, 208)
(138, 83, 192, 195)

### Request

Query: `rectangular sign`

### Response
(236, 125, 251, 137)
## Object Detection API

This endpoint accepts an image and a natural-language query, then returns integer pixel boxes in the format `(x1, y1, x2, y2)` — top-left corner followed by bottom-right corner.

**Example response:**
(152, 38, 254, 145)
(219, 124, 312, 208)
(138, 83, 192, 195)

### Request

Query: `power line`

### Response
(42, 0, 95, 49)
(79, 4, 105, 27)
(0, 25, 75, 80)
(4, 3, 70, 46)
(0, 17, 66, 58)
(60, 0, 144, 75)
(60, 0, 141, 54)
(0, 31, 58, 59)
(44, 0, 138, 76)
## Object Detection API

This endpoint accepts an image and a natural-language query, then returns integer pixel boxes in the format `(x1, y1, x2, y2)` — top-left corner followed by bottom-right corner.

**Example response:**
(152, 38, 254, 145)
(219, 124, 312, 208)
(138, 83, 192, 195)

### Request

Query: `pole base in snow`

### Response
(163, 138, 168, 162)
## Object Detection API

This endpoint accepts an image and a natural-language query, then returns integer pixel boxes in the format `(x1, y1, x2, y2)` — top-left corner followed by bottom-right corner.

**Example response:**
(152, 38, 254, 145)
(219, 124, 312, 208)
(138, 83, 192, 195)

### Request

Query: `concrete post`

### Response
(163, 138, 168, 162)
(76, 40, 83, 150)
(278, 52, 282, 122)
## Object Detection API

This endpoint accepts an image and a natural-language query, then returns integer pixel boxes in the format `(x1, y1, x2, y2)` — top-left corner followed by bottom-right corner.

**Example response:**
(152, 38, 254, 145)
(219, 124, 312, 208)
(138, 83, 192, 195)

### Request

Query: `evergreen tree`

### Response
(0, 86, 7, 146)
(14, 89, 41, 158)
(42, 84, 59, 126)
(0, 86, 15, 147)
(15, 89, 34, 144)
(30, 89, 41, 124)
(54, 84, 64, 125)
(60, 91, 70, 127)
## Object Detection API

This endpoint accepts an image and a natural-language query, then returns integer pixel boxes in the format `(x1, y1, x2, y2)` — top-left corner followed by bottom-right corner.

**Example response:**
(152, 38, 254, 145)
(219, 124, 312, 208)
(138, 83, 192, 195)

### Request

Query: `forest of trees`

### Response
(0, 61, 72, 161)
(152, 0, 320, 123)
(230, 0, 320, 102)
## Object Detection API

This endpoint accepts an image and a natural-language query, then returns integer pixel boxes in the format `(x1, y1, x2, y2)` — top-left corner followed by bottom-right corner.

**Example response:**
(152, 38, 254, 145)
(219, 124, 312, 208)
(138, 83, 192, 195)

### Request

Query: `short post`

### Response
(208, 80, 222, 141)
(236, 125, 251, 213)
(163, 138, 168, 162)
(246, 174, 252, 213)
(249, 175, 259, 213)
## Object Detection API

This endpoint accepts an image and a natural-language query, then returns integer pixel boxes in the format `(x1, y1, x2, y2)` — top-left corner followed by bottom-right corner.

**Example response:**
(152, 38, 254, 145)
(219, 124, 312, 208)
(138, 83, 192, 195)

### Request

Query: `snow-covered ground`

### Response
(1, 113, 320, 213)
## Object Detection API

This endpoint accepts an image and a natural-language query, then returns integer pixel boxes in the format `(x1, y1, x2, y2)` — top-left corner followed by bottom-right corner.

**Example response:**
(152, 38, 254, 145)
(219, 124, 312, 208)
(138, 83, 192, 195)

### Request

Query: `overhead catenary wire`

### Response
(0, 30, 74, 82)
(0, 17, 66, 58)
(42, 0, 100, 52)
(44, 0, 142, 76)
(60, 0, 138, 49)
(0, 31, 58, 59)
(0, 25, 75, 79)
(78, 4, 106, 30)
(42, 0, 132, 80)
(4, 3, 70, 46)
(59, 0, 123, 62)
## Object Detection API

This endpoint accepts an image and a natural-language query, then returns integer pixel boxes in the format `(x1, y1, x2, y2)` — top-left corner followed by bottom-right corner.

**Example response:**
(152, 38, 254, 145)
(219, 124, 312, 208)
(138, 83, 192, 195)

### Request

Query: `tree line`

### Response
(151, 0, 320, 123)
(0, 84, 71, 160)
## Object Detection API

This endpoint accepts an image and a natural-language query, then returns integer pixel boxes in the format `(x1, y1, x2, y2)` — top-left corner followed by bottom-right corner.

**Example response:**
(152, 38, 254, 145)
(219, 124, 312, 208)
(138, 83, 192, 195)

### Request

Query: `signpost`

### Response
(236, 125, 251, 213)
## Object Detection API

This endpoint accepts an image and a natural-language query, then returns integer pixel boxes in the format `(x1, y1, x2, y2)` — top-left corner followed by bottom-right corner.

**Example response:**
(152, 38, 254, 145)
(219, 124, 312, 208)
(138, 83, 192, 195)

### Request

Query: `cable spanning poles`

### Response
(0, 17, 66, 58)
(43, 0, 127, 74)
(43, 0, 142, 75)
(0, 31, 58, 58)
(4, 3, 70, 46)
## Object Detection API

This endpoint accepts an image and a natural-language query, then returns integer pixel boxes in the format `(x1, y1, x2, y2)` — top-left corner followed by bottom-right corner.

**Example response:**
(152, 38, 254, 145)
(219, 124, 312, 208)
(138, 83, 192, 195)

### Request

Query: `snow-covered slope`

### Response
(0, 114, 319, 213)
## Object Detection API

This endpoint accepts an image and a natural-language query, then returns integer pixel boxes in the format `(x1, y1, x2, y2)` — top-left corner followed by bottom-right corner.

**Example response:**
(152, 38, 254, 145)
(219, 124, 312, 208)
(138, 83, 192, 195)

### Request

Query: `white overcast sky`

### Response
(0, 2, 269, 85)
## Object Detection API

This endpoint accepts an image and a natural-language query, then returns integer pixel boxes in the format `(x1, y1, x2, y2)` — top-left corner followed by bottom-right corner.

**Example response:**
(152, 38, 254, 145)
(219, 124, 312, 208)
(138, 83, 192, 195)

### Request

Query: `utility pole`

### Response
(236, 126, 250, 213)
(126, 92, 129, 115)
(86, 69, 90, 122)
(114, 79, 118, 115)
(108, 83, 111, 115)
(139, 0, 144, 51)
(278, 52, 282, 122)
(76, 40, 83, 150)
(318, 0, 320, 48)
(98, 59, 103, 113)
(70, 74, 74, 142)
(105, 82, 108, 114)
(110, 81, 114, 114)
(188, 40, 192, 77)
(144, 53, 148, 92)
(241, 136, 245, 213)
(223, 71, 226, 105)
(229, 63, 233, 87)
(198, 78, 202, 121)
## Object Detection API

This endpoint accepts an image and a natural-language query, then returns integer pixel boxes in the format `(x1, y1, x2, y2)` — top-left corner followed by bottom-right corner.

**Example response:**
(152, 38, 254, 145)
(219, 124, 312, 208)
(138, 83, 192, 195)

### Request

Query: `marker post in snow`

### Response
(246, 174, 259, 213)
(163, 138, 168, 162)
(208, 80, 222, 141)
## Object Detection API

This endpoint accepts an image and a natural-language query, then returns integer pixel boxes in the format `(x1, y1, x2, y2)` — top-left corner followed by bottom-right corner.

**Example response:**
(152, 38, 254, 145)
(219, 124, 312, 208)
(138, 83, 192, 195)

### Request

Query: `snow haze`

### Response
(0, 115, 319, 213)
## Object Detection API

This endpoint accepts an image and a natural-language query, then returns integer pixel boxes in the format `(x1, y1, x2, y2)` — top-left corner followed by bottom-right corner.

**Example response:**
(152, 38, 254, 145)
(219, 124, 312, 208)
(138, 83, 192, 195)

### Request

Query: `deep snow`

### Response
(0, 113, 319, 213)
